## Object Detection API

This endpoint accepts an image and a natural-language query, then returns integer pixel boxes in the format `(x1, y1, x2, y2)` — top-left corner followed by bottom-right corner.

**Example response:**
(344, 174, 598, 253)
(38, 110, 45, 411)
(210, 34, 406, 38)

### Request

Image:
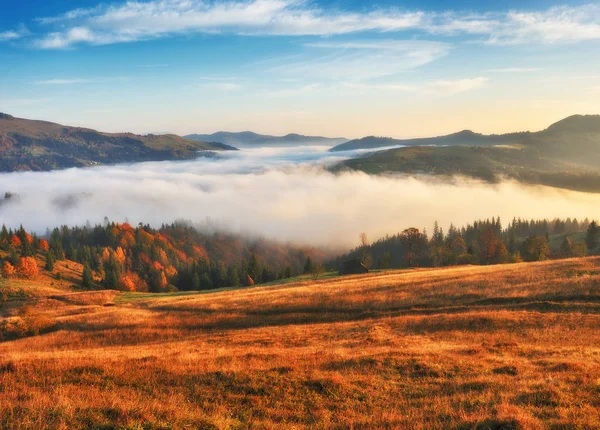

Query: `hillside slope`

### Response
(335, 115, 600, 192)
(330, 114, 600, 156)
(0, 113, 237, 172)
(185, 130, 347, 148)
(2, 258, 600, 428)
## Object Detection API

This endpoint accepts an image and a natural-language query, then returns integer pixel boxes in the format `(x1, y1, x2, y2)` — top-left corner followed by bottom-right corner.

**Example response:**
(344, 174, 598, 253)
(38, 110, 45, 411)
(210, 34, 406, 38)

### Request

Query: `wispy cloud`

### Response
(264, 83, 321, 98)
(487, 5, 600, 45)
(486, 67, 541, 73)
(200, 82, 242, 91)
(34, 77, 128, 85)
(0, 98, 50, 107)
(268, 40, 451, 81)
(0, 25, 29, 42)
(343, 77, 488, 96)
(31, 1, 600, 49)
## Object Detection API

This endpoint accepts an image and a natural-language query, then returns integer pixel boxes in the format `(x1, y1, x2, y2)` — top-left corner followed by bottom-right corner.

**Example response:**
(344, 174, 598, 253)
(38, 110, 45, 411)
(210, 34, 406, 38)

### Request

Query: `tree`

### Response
(39, 239, 50, 252)
(311, 263, 325, 280)
(1, 261, 16, 278)
(45, 252, 55, 272)
(480, 229, 497, 265)
(17, 257, 39, 278)
(521, 236, 551, 262)
(449, 236, 467, 256)
(359, 233, 372, 268)
(248, 253, 260, 281)
(303, 256, 314, 274)
(400, 228, 423, 267)
(9, 235, 21, 249)
(586, 221, 599, 251)
(492, 241, 508, 264)
(81, 264, 93, 289)
(561, 237, 574, 258)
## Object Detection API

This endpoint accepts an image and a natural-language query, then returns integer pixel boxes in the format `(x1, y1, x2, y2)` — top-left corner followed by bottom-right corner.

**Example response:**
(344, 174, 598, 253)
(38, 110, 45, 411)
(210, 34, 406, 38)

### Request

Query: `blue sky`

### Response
(1, 0, 599, 138)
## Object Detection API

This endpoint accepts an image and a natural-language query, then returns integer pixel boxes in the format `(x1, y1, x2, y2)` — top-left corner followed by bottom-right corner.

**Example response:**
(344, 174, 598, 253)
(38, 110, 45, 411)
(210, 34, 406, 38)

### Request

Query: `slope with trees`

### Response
(332, 115, 600, 193)
(0, 113, 237, 172)
(328, 217, 596, 271)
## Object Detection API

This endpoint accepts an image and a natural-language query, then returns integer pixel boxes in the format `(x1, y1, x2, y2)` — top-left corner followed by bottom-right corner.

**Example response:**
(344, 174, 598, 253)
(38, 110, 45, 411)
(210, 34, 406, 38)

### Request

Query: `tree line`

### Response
(328, 217, 600, 270)
(0, 221, 321, 292)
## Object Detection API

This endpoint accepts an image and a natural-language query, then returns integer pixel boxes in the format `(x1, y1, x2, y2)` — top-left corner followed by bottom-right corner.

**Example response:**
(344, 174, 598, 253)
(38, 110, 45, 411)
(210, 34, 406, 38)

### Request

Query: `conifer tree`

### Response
(586, 221, 599, 251)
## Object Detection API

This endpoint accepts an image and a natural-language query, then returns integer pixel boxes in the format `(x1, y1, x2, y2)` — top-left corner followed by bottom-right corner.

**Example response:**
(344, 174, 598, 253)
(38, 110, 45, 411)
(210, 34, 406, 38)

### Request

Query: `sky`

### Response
(1, 0, 600, 138)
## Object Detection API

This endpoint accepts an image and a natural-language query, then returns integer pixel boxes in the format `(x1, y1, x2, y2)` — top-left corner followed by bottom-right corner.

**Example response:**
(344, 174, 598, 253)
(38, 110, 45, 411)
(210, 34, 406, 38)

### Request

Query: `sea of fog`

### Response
(1, 144, 600, 248)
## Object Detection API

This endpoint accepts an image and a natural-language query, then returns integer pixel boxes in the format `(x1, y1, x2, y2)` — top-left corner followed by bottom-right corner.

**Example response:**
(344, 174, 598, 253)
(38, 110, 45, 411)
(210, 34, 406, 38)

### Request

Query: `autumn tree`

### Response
(9, 235, 21, 249)
(39, 239, 50, 252)
(17, 257, 39, 278)
(400, 228, 423, 267)
(492, 241, 508, 264)
(1, 261, 16, 278)
(521, 236, 551, 262)
(480, 229, 498, 265)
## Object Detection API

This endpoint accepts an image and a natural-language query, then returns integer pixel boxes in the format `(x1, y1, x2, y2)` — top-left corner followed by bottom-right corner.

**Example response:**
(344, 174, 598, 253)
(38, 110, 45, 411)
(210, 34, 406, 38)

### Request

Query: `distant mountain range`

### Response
(185, 131, 347, 148)
(0, 113, 236, 172)
(329, 130, 530, 152)
(334, 115, 600, 193)
(329, 114, 600, 152)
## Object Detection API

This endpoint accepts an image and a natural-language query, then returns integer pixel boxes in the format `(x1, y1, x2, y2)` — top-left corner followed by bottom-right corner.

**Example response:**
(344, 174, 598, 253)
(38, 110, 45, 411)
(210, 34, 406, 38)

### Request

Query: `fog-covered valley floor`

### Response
(1, 145, 600, 248)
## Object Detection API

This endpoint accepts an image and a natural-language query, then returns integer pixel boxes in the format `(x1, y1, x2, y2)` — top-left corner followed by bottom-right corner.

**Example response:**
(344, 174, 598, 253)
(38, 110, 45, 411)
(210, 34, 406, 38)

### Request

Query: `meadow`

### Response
(2, 257, 600, 429)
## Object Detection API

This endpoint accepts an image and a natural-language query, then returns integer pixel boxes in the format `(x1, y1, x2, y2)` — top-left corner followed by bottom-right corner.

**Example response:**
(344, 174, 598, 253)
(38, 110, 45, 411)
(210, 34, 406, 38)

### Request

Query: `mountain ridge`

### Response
(185, 130, 347, 147)
(0, 113, 237, 172)
(334, 114, 600, 193)
(329, 114, 600, 152)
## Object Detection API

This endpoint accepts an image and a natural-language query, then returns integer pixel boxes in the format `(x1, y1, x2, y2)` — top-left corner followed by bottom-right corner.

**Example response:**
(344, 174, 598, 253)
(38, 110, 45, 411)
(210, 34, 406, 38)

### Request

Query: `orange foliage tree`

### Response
(17, 257, 39, 278)
(9, 235, 22, 248)
(39, 239, 50, 252)
(118, 272, 148, 292)
(1, 261, 16, 278)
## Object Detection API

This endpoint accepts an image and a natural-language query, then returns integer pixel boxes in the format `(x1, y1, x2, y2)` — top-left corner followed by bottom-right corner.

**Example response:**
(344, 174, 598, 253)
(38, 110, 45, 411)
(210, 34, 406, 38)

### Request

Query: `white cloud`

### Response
(33, 77, 128, 85)
(0, 31, 21, 41)
(32, 1, 600, 48)
(487, 5, 600, 45)
(0, 25, 29, 42)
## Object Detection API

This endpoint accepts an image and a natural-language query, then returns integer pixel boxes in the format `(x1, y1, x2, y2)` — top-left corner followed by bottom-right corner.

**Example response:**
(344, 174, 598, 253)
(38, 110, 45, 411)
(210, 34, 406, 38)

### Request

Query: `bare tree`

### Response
(359, 232, 372, 268)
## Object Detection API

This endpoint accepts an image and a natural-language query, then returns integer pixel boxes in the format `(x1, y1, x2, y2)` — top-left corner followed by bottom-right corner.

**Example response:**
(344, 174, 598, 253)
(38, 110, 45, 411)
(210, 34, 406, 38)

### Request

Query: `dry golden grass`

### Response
(2, 258, 600, 429)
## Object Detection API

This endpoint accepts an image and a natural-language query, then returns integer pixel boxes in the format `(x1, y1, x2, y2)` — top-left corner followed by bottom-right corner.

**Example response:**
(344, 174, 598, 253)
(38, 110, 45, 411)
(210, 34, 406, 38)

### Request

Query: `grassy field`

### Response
(2, 258, 600, 428)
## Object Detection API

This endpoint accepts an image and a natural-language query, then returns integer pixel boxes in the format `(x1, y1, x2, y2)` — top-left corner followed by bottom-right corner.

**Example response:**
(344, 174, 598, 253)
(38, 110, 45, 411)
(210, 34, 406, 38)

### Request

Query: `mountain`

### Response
(0, 113, 237, 172)
(334, 115, 600, 193)
(185, 131, 347, 148)
(330, 114, 600, 152)
(330, 129, 530, 152)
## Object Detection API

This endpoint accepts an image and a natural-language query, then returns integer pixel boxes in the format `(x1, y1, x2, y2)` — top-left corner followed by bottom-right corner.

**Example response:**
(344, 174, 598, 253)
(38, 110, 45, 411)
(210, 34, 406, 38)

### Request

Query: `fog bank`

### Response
(1, 146, 599, 248)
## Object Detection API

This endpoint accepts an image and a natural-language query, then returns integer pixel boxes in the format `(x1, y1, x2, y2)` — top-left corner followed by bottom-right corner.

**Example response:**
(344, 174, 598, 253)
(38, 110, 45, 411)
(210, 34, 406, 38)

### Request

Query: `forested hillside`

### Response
(334, 115, 600, 193)
(0, 221, 324, 292)
(0, 113, 236, 172)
